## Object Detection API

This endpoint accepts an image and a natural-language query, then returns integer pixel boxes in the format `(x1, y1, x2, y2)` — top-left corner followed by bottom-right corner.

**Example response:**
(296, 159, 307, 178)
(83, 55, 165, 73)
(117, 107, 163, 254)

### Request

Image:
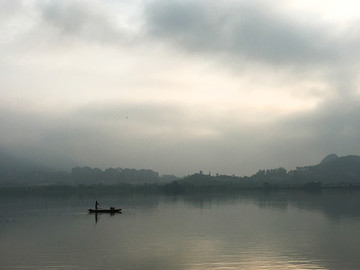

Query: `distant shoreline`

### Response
(1, 181, 360, 197)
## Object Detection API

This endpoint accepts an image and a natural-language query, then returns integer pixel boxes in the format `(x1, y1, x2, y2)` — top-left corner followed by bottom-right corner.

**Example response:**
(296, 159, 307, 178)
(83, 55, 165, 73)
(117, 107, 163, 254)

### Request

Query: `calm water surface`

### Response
(1, 190, 360, 270)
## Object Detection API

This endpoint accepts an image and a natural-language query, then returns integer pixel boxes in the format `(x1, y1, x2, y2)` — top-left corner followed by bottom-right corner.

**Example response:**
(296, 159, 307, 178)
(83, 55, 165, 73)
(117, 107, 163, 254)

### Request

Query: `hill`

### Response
(305, 154, 360, 183)
(0, 150, 68, 186)
(1, 151, 360, 187)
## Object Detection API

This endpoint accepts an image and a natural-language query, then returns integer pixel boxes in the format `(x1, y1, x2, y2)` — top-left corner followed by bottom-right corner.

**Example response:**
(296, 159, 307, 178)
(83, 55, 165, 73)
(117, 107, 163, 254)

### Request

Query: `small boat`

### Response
(88, 207, 122, 214)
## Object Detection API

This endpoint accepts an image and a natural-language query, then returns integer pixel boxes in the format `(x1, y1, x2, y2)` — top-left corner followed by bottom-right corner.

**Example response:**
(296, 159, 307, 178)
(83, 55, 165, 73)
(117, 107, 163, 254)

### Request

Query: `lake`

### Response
(1, 189, 360, 270)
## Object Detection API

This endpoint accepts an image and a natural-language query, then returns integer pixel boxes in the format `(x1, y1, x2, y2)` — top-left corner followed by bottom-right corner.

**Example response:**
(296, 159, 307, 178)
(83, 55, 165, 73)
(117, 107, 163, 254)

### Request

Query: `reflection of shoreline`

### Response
(2, 182, 360, 196)
(1, 186, 360, 220)
(160, 189, 360, 221)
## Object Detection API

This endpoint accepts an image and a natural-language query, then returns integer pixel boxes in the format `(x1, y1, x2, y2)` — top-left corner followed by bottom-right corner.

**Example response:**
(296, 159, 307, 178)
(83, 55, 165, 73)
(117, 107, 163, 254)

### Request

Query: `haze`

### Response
(1, 0, 360, 176)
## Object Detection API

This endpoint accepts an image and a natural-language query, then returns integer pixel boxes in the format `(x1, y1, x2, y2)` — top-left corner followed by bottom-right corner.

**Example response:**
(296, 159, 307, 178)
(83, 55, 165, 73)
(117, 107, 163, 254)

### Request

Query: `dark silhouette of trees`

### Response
(2, 153, 360, 191)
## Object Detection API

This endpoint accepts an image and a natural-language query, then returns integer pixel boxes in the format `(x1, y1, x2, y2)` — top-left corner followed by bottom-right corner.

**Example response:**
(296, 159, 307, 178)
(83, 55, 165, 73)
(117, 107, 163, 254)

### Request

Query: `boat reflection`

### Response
(88, 206, 122, 223)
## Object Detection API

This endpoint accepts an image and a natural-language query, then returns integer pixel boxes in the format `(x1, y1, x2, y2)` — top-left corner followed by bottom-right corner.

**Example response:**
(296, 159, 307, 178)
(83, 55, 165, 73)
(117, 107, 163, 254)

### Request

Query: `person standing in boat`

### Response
(95, 200, 100, 210)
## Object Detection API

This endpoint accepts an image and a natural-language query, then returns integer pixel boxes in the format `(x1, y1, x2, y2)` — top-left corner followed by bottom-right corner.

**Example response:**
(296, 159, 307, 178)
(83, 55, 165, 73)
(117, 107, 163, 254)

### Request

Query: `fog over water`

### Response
(1, 0, 360, 176)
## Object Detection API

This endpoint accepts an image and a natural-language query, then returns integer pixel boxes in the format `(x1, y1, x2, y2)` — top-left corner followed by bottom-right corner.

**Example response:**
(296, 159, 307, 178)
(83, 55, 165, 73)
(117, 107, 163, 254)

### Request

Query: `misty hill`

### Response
(0, 149, 178, 186)
(0, 151, 53, 175)
(1, 152, 360, 188)
(251, 154, 360, 186)
(181, 154, 360, 189)
(301, 154, 360, 183)
(0, 151, 68, 186)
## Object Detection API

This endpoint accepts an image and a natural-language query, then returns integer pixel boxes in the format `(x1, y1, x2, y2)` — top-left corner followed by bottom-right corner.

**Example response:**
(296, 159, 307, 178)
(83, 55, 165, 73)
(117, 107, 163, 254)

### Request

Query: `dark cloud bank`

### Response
(145, 0, 338, 66)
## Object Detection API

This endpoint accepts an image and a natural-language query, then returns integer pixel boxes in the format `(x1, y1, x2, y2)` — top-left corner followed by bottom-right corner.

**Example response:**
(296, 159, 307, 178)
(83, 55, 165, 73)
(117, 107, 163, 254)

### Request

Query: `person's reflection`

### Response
(93, 211, 118, 224)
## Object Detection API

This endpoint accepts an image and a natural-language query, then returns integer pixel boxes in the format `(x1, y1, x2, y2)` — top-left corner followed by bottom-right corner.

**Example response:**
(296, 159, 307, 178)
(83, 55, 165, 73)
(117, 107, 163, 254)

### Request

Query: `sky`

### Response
(1, 0, 360, 176)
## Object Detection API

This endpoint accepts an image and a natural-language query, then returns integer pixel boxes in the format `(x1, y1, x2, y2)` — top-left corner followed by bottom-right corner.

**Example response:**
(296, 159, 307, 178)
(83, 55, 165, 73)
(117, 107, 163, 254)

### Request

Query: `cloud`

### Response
(243, 95, 360, 169)
(280, 96, 360, 148)
(1, 90, 360, 176)
(2, 0, 357, 70)
(38, 0, 126, 44)
(0, 0, 141, 48)
(1, 0, 360, 176)
(145, 0, 339, 66)
(142, 0, 360, 105)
